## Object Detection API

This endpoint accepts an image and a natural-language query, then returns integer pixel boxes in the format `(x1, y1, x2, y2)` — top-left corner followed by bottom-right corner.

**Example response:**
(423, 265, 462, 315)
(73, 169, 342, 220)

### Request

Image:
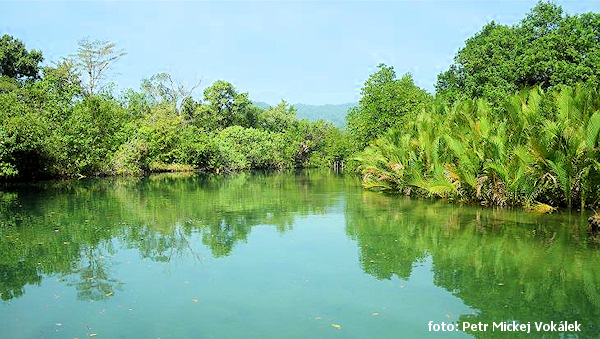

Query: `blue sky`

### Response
(2, 1, 599, 105)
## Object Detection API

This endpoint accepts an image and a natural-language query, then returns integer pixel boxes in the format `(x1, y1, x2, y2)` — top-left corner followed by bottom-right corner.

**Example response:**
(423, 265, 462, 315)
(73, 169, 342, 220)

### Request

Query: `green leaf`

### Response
(585, 110, 600, 148)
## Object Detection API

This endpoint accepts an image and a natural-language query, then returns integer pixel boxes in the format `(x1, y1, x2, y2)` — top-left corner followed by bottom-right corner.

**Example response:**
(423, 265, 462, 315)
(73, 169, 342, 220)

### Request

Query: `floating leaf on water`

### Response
(525, 202, 557, 213)
(331, 324, 342, 329)
(192, 299, 198, 303)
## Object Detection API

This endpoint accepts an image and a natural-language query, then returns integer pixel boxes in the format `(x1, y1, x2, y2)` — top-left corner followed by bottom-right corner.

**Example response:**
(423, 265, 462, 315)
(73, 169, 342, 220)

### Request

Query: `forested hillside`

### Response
(253, 101, 355, 128)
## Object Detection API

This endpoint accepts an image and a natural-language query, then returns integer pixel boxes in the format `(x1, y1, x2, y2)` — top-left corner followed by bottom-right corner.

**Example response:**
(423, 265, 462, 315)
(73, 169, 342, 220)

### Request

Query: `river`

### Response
(0, 171, 598, 338)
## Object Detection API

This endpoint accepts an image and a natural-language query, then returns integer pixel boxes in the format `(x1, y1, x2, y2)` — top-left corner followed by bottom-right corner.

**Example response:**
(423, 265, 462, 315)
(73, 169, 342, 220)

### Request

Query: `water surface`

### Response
(0, 172, 598, 338)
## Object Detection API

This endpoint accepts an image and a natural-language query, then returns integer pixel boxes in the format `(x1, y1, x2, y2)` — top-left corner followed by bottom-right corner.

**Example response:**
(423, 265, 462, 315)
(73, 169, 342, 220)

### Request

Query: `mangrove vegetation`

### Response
(3, 2, 600, 216)
(0, 39, 346, 181)
(351, 2, 600, 212)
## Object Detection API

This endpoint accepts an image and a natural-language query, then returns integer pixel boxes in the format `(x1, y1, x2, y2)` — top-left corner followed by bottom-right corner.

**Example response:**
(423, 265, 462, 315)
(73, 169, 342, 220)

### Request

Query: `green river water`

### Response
(0, 171, 599, 338)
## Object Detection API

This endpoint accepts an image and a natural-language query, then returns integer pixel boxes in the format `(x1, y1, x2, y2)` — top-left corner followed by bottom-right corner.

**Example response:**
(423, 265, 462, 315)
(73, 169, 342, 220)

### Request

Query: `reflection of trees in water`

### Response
(5, 171, 599, 335)
(0, 262, 41, 301)
(125, 223, 202, 263)
(0, 171, 347, 301)
(198, 211, 294, 258)
(202, 219, 249, 258)
(67, 245, 122, 301)
(346, 192, 600, 338)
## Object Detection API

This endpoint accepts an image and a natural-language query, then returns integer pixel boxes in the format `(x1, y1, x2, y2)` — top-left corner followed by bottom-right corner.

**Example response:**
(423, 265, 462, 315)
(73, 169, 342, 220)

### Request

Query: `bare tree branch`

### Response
(75, 38, 126, 95)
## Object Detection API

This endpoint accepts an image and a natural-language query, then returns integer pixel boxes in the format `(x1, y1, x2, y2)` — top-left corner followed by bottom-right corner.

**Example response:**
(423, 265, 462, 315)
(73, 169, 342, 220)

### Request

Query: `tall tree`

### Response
(0, 34, 43, 80)
(75, 38, 126, 95)
(140, 72, 201, 112)
(258, 100, 297, 133)
(347, 63, 432, 150)
(202, 80, 254, 128)
(436, 2, 600, 102)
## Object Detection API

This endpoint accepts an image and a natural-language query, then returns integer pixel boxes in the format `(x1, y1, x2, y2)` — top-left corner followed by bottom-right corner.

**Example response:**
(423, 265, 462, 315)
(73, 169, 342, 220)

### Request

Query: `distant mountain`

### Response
(293, 103, 355, 128)
(253, 101, 271, 110)
(252, 101, 356, 128)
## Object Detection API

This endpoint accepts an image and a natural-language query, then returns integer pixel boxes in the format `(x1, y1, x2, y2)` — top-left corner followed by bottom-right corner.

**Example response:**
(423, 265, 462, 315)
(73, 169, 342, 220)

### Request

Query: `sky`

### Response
(2, 1, 599, 105)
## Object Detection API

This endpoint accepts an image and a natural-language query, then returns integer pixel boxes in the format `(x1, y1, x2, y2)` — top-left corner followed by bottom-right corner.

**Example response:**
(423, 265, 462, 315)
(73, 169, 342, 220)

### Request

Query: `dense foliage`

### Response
(357, 85, 600, 209)
(436, 2, 600, 103)
(0, 34, 43, 81)
(346, 64, 432, 152)
(353, 2, 600, 212)
(3, 1, 600, 215)
(0, 37, 346, 180)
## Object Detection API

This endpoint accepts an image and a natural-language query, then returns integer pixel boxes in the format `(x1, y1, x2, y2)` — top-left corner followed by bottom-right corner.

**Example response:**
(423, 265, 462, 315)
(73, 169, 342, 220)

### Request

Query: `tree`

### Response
(436, 22, 519, 102)
(140, 72, 201, 113)
(436, 2, 600, 102)
(75, 38, 126, 95)
(258, 100, 297, 132)
(41, 58, 83, 99)
(0, 34, 43, 80)
(347, 64, 432, 150)
(202, 80, 254, 128)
